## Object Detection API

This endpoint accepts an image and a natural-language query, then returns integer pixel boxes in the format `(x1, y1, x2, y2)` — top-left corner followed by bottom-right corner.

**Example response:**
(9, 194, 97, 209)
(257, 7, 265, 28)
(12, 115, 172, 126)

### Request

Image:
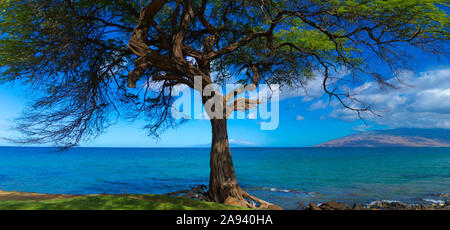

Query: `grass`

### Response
(0, 194, 248, 210)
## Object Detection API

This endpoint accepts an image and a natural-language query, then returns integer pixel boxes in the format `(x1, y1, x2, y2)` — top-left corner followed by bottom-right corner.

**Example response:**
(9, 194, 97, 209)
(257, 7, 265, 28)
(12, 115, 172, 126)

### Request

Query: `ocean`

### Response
(0, 147, 449, 209)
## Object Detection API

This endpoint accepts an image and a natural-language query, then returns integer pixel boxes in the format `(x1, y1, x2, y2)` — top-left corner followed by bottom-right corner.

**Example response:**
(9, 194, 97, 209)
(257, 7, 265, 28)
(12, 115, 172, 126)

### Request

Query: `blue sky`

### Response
(0, 82, 366, 147)
(0, 51, 448, 147)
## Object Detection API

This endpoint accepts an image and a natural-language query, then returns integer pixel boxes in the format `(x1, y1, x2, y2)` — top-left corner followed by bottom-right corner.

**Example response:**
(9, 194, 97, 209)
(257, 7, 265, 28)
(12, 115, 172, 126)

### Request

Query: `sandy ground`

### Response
(0, 190, 165, 203)
(0, 190, 86, 201)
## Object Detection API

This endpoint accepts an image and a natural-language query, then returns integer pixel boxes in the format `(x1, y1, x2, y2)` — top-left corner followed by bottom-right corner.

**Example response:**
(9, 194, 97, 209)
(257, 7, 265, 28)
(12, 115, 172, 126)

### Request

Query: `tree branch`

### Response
(226, 97, 261, 117)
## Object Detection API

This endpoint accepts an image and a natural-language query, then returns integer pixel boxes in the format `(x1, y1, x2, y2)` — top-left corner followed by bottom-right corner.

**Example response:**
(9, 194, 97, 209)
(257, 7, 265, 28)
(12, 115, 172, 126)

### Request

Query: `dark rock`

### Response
(367, 200, 410, 210)
(388, 202, 410, 210)
(180, 190, 207, 200)
(319, 200, 350, 210)
(422, 204, 437, 210)
(174, 185, 208, 201)
(301, 199, 450, 210)
(352, 203, 364, 210)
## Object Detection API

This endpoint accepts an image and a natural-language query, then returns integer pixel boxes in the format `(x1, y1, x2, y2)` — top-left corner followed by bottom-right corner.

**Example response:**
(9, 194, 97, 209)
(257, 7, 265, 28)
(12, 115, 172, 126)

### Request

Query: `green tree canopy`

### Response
(1, 0, 448, 147)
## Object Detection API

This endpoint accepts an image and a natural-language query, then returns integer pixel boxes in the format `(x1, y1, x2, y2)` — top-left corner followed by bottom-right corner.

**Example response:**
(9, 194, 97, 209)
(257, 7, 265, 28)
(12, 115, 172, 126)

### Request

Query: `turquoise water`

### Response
(0, 147, 449, 209)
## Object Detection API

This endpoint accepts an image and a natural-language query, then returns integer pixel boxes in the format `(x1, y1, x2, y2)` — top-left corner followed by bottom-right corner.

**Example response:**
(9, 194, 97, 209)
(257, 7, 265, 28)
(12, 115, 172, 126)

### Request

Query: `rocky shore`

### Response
(303, 200, 450, 210)
(167, 185, 450, 210)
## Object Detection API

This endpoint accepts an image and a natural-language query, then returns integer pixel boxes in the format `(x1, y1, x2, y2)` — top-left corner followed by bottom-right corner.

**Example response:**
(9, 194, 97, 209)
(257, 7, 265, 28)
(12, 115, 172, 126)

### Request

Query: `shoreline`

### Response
(302, 200, 450, 210)
(2, 190, 450, 210)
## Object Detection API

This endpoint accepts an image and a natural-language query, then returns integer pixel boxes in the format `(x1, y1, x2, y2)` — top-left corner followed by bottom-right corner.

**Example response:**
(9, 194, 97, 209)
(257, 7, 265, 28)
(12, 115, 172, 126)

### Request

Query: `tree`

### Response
(0, 0, 448, 208)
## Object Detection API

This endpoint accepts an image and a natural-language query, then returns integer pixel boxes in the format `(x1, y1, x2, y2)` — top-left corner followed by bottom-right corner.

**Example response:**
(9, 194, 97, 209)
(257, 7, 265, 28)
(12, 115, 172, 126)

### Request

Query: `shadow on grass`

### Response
(0, 194, 247, 210)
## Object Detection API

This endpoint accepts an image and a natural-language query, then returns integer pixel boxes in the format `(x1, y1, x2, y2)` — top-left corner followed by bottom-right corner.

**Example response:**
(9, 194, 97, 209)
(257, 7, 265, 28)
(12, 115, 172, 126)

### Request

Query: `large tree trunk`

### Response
(207, 118, 277, 209)
(208, 118, 242, 202)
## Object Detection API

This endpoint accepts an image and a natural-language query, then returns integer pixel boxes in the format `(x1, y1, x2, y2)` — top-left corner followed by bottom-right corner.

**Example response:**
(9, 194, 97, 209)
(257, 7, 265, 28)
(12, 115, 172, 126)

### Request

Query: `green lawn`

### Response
(0, 194, 247, 210)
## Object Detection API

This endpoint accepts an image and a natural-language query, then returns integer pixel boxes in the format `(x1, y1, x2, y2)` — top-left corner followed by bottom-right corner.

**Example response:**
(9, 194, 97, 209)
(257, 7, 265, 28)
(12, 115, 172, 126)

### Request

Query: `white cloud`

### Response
(328, 68, 450, 129)
(278, 67, 350, 101)
(229, 138, 253, 146)
(296, 115, 305, 121)
(280, 75, 325, 101)
(247, 112, 257, 119)
(309, 100, 329, 110)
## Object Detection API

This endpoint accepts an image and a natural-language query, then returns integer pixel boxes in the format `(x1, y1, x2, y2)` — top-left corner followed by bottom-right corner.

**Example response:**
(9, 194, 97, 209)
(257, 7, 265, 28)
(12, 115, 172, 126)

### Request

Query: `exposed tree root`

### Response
(240, 189, 275, 209)
(210, 186, 282, 210)
(165, 185, 281, 209)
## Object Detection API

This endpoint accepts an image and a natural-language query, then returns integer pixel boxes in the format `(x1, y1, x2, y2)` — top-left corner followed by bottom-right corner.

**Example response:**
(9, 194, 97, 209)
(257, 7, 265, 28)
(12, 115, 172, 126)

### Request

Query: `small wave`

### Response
(262, 187, 300, 193)
(423, 199, 445, 204)
(367, 199, 447, 207)
(260, 187, 320, 196)
(367, 200, 403, 206)
(383, 200, 402, 204)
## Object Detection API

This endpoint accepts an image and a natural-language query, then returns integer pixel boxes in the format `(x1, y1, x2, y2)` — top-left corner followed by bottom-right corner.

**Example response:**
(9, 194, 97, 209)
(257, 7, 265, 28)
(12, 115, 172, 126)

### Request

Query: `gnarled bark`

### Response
(208, 118, 240, 202)
(208, 118, 276, 209)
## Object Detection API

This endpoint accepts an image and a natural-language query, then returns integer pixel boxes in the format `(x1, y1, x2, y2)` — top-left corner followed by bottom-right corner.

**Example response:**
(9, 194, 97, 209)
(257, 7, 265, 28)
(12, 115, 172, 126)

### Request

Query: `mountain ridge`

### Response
(316, 128, 450, 147)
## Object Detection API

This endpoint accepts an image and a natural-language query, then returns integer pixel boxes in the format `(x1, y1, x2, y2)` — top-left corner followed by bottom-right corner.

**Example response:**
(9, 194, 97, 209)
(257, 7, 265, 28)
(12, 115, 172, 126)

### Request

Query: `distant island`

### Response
(316, 128, 450, 147)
